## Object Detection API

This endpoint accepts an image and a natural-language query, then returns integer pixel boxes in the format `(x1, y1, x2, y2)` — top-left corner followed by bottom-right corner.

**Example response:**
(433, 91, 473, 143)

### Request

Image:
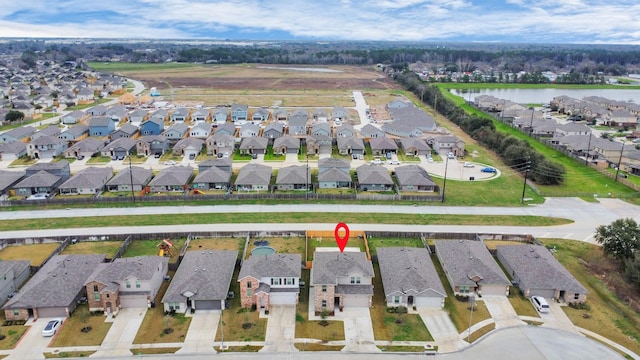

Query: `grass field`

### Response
(186, 237, 244, 254)
(367, 237, 424, 255)
(61, 241, 122, 258)
(246, 236, 305, 258)
(44, 351, 96, 358)
(123, 238, 186, 264)
(0, 243, 60, 266)
(0, 325, 28, 350)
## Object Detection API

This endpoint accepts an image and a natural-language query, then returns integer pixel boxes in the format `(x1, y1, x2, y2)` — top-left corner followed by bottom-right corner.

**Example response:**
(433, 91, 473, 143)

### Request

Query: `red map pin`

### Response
(334, 222, 350, 253)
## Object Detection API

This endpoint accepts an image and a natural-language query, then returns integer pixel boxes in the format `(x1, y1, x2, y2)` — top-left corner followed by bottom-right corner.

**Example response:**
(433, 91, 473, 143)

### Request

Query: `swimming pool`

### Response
(251, 246, 276, 256)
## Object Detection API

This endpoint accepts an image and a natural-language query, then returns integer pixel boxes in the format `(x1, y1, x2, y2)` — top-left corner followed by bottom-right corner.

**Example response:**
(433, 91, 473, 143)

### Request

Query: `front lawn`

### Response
(86, 156, 112, 164)
(295, 270, 345, 341)
(0, 325, 28, 349)
(50, 306, 112, 347)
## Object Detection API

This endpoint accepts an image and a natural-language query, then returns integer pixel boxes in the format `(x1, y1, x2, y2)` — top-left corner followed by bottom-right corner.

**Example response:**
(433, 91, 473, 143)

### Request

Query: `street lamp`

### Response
(128, 155, 135, 203)
(467, 294, 476, 343)
(441, 155, 449, 203)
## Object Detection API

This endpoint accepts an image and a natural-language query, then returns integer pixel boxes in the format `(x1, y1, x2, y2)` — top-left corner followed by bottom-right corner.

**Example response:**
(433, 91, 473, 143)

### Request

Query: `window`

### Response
(135, 280, 141, 289)
(350, 277, 361, 284)
(286, 278, 294, 285)
(106, 294, 110, 298)
(125, 280, 131, 289)
(247, 281, 252, 289)
(574, 293, 580, 300)
(247, 289, 252, 297)
(321, 300, 327, 308)
(94, 293, 100, 301)
(13, 310, 19, 316)
(93, 285, 99, 292)
(321, 285, 327, 293)
(394, 296, 401, 304)
(173, 303, 180, 310)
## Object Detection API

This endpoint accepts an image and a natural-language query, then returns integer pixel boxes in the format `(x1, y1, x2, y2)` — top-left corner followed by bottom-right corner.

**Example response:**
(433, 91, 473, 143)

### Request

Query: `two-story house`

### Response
(231, 104, 249, 124)
(239, 253, 302, 310)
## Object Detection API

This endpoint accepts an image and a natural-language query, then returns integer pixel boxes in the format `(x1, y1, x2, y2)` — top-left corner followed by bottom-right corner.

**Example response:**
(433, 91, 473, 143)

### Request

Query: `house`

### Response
(273, 109, 289, 122)
(27, 135, 68, 159)
(101, 138, 137, 159)
(251, 107, 270, 123)
(0, 170, 25, 197)
(306, 135, 332, 156)
(239, 253, 302, 310)
(31, 125, 61, 141)
(172, 137, 204, 158)
(192, 166, 232, 191)
(369, 137, 398, 156)
(556, 123, 591, 137)
(106, 166, 153, 192)
(335, 124, 355, 138)
(150, 109, 169, 122)
(58, 124, 89, 142)
(206, 133, 235, 156)
(89, 116, 115, 137)
(388, 106, 437, 132)
(272, 136, 300, 155)
(381, 122, 423, 138)
(0, 141, 28, 161)
(239, 136, 268, 155)
(377, 247, 446, 309)
(136, 135, 168, 157)
(191, 108, 210, 123)
(86, 104, 107, 116)
(356, 164, 394, 192)
(592, 139, 624, 164)
(3, 254, 106, 320)
(239, 123, 260, 138)
(387, 99, 410, 109)
(318, 158, 351, 189)
(128, 109, 149, 124)
(311, 251, 374, 313)
(604, 110, 637, 127)
(85, 256, 168, 313)
(61, 110, 87, 125)
(434, 240, 510, 297)
(263, 122, 284, 139)
(58, 167, 113, 195)
(235, 163, 272, 192)
(212, 108, 229, 125)
(313, 109, 329, 123)
(360, 124, 385, 139)
(148, 166, 193, 193)
(26, 160, 70, 179)
(288, 110, 308, 136)
(111, 124, 139, 140)
(140, 117, 165, 136)
(105, 105, 129, 123)
(231, 104, 249, 124)
(63, 137, 106, 159)
(337, 137, 365, 156)
(214, 122, 237, 137)
(198, 158, 232, 173)
(0, 260, 31, 306)
(496, 245, 588, 304)
(276, 165, 310, 191)
(163, 122, 189, 142)
(426, 135, 465, 157)
(170, 108, 190, 122)
(399, 138, 431, 156)
(311, 123, 331, 137)
(0, 126, 36, 144)
(163, 250, 237, 313)
(395, 165, 436, 192)
(190, 122, 213, 139)
(332, 107, 348, 122)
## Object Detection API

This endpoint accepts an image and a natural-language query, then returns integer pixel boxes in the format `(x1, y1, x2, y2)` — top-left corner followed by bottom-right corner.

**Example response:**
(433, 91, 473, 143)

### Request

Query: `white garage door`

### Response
(343, 294, 370, 307)
(37, 307, 68, 318)
(415, 296, 443, 309)
(120, 295, 149, 308)
(269, 292, 297, 305)
(481, 285, 507, 296)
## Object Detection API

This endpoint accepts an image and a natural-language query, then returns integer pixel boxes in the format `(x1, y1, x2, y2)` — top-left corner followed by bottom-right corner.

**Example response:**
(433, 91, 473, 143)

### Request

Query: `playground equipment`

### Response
(157, 239, 174, 257)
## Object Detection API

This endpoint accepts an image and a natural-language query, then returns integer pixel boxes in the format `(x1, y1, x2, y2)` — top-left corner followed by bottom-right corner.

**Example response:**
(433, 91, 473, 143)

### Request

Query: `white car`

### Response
(27, 193, 49, 200)
(164, 160, 176, 165)
(371, 159, 383, 165)
(387, 160, 401, 165)
(42, 318, 63, 337)
(463, 162, 475, 168)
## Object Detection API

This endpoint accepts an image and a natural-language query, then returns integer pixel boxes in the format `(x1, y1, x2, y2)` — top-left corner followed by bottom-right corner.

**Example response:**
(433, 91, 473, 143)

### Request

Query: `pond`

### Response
(450, 88, 640, 104)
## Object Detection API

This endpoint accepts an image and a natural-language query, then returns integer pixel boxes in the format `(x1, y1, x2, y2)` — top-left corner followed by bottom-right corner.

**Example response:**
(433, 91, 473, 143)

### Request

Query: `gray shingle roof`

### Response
(276, 165, 309, 185)
(377, 247, 446, 298)
(235, 163, 272, 186)
(148, 166, 193, 186)
(239, 136, 268, 150)
(89, 116, 112, 127)
(106, 166, 153, 187)
(67, 137, 106, 153)
(496, 245, 588, 294)
(356, 164, 393, 185)
(434, 240, 510, 287)
(3, 254, 106, 309)
(337, 136, 365, 151)
(192, 166, 232, 184)
(318, 158, 350, 171)
(14, 170, 61, 188)
(369, 137, 398, 151)
(312, 252, 373, 285)
(162, 250, 237, 303)
(86, 256, 168, 293)
(395, 165, 435, 187)
(0, 170, 25, 191)
(318, 167, 351, 183)
(58, 167, 113, 190)
(239, 253, 302, 280)
(273, 136, 300, 149)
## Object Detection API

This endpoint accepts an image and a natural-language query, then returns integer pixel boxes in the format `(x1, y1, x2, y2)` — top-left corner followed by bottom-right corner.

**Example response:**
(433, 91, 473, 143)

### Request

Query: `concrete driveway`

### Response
(7, 317, 61, 360)
(540, 301, 578, 334)
(92, 307, 147, 357)
(417, 308, 464, 353)
(260, 305, 296, 353)
(339, 307, 379, 353)
(481, 296, 523, 328)
(177, 310, 220, 354)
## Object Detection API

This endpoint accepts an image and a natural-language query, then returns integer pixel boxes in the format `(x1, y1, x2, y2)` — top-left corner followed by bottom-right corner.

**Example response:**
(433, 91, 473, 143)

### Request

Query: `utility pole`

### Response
(521, 159, 531, 204)
(441, 156, 449, 203)
(585, 131, 593, 166)
(615, 142, 625, 181)
(528, 108, 535, 137)
(128, 155, 135, 203)
(305, 154, 309, 200)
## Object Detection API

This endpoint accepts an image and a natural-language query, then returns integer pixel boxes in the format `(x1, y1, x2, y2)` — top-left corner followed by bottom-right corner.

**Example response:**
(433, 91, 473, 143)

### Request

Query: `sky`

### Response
(1, 0, 639, 44)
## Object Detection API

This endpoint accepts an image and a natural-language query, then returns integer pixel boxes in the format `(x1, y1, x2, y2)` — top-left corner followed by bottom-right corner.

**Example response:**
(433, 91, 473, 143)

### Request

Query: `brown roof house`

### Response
(163, 250, 237, 313)
(235, 163, 272, 192)
(377, 247, 446, 309)
(85, 256, 169, 314)
(434, 240, 510, 297)
(106, 166, 153, 192)
(395, 165, 436, 192)
(496, 245, 588, 304)
(3, 254, 106, 320)
(239, 253, 302, 310)
(311, 251, 374, 314)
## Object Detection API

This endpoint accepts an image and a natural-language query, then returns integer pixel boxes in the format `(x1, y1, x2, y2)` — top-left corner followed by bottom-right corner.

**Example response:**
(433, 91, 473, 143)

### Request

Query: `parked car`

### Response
(387, 160, 401, 165)
(117, 155, 125, 161)
(463, 162, 475, 168)
(42, 318, 63, 337)
(371, 158, 383, 165)
(189, 153, 196, 160)
(154, 153, 161, 158)
(447, 152, 455, 159)
(76, 155, 85, 160)
(386, 152, 393, 159)
(164, 160, 176, 165)
(531, 296, 550, 313)
(27, 193, 49, 200)
(481, 167, 497, 173)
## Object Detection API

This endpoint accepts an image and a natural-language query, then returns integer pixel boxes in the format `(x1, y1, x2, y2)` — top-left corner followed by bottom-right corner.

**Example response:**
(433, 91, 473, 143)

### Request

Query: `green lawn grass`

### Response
(123, 238, 186, 264)
(367, 237, 424, 255)
(0, 325, 28, 350)
(88, 61, 196, 72)
(295, 269, 345, 341)
(50, 306, 112, 347)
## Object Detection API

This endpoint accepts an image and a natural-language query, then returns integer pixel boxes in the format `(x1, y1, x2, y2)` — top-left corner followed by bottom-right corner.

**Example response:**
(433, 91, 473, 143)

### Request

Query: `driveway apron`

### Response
(176, 310, 220, 354)
(8, 317, 59, 360)
(540, 302, 579, 334)
(417, 308, 465, 353)
(92, 307, 147, 357)
(482, 296, 523, 328)
(340, 307, 379, 353)
(260, 305, 297, 353)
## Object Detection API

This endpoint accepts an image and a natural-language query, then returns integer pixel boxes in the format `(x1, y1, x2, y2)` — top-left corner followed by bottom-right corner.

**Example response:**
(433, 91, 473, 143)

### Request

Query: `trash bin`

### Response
(469, 176, 475, 181)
